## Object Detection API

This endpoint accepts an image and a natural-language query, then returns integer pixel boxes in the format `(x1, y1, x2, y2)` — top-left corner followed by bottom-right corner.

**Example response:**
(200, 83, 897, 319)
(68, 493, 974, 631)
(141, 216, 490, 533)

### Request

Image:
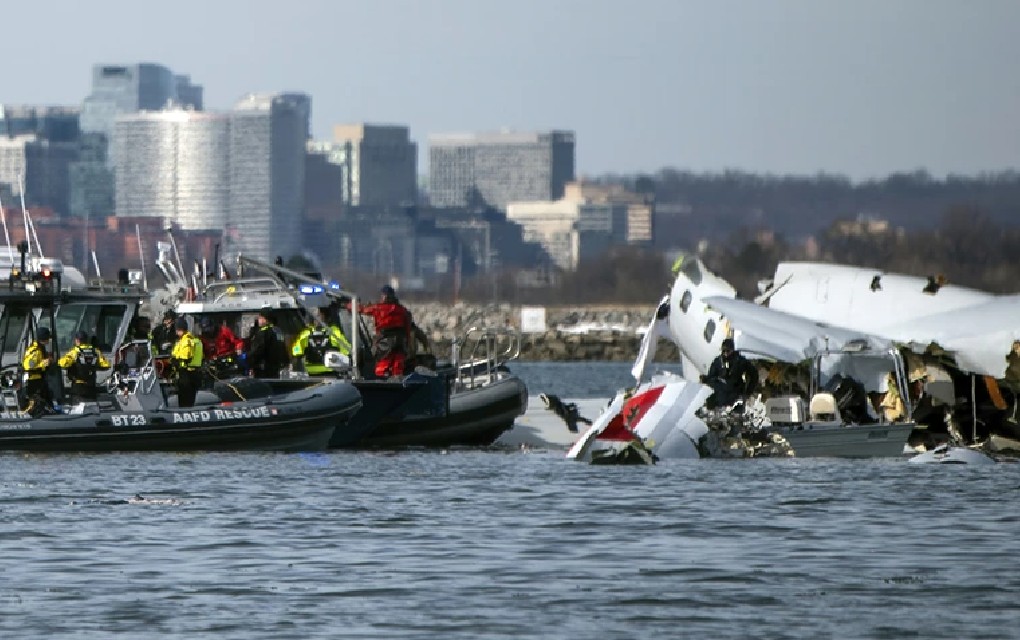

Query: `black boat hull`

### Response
(0, 379, 361, 453)
(352, 374, 528, 448)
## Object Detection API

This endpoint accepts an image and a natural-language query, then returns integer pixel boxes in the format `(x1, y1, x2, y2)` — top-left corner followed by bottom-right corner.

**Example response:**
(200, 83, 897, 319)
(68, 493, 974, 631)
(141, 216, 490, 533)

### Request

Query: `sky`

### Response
(5, 0, 1019, 181)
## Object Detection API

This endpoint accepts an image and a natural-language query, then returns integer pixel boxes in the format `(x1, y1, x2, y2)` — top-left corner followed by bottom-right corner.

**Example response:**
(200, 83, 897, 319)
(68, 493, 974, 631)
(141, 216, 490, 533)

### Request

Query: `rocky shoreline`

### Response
(410, 302, 680, 363)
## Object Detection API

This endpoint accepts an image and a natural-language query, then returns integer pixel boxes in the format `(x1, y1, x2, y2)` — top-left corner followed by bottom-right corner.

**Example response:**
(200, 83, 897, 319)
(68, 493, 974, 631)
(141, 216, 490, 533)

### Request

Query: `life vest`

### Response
(305, 328, 330, 365)
(69, 345, 99, 384)
(171, 332, 204, 370)
(22, 342, 49, 379)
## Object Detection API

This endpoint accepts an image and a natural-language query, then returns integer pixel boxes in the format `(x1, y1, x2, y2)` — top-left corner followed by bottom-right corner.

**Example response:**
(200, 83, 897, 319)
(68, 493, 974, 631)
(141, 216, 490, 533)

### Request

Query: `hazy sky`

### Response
(6, 0, 1018, 180)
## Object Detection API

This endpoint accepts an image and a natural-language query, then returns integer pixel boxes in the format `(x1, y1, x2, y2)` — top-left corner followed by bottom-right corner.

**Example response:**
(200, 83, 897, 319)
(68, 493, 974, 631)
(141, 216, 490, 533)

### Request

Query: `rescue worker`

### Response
(201, 317, 244, 378)
(22, 326, 54, 416)
(211, 318, 244, 360)
(150, 310, 178, 356)
(292, 308, 352, 376)
(248, 306, 286, 378)
(355, 284, 413, 378)
(171, 317, 204, 408)
(701, 338, 759, 408)
(58, 330, 111, 402)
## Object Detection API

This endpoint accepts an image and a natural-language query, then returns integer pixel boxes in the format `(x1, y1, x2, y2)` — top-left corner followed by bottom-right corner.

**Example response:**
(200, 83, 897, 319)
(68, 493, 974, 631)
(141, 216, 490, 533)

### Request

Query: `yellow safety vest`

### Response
(22, 341, 50, 380)
(171, 331, 204, 371)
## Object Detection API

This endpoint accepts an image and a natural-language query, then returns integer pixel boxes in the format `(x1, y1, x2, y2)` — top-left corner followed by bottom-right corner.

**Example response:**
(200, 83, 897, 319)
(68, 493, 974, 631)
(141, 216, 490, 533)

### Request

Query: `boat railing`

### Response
(109, 340, 161, 398)
(231, 254, 363, 379)
(807, 344, 913, 424)
(200, 278, 292, 303)
(450, 326, 521, 390)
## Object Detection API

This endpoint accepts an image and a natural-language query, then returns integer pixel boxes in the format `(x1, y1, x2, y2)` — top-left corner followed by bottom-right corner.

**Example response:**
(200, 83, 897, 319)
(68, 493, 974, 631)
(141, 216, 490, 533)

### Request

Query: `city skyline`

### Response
(2, 0, 1018, 181)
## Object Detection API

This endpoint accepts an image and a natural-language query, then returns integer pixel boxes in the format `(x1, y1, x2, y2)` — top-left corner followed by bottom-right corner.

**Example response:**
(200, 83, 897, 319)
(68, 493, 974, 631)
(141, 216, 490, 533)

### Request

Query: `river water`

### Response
(1, 362, 1018, 639)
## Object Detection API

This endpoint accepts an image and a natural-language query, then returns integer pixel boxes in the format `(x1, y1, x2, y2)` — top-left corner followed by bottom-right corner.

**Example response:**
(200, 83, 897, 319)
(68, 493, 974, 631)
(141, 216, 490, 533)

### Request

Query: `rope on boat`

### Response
(203, 360, 248, 402)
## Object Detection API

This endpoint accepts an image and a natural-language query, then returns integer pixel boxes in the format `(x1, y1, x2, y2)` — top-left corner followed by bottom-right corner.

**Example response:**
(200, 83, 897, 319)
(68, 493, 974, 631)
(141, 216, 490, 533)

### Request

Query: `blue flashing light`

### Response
(299, 284, 325, 295)
(328, 280, 342, 291)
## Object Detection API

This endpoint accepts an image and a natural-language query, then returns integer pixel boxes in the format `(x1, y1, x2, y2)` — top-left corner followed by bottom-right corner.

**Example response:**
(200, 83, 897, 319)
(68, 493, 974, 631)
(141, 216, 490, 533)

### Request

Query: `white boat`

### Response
(908, 443, 997, 465)
(771, 421, 915, 458)
(756, 387, 915, 458)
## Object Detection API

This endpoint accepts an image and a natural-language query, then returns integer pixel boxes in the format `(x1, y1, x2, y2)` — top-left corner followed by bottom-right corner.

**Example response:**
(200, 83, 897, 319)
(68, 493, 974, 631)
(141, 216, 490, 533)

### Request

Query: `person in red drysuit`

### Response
(356, 284, 413, 378)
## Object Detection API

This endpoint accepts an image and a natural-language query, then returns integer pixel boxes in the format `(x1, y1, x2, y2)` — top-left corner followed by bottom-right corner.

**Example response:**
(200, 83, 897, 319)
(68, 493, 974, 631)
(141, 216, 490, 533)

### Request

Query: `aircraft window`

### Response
(703, 319, 716, 343)
(680, 259, 703, 286)
(680, 290, 693, 313)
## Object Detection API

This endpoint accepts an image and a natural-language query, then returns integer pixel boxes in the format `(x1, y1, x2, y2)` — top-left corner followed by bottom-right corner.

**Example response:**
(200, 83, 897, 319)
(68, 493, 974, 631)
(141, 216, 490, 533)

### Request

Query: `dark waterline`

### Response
(0, 363, 1017, 639)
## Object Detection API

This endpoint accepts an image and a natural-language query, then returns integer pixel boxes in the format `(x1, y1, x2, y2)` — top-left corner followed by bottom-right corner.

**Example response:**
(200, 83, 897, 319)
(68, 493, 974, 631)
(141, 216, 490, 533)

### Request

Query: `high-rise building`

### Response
(506, 199, 612, 271)
(76, 63, 202, 222)
(428, 130, 575, 210)
(328, 124, 417, 207)
(112, 110, 229, 230)
(68, 133, 113, 220)
(0, 135, 77, 217)
(228, 93, 310, 261)
(174, 75, 203, 111)
(0, 105, 80, 143)
(81, 63, 202, 139)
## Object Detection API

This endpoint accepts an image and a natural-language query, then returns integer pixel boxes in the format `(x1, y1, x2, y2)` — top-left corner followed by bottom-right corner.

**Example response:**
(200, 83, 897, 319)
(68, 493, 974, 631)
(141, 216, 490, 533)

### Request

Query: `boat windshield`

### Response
(55, 303, 131, 354)
(0, 307, 30, 354)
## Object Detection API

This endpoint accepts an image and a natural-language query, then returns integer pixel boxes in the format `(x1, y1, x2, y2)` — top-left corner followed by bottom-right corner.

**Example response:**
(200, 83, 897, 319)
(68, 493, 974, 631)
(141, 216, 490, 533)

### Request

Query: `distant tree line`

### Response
(699, 206, 1020, 299)
(619, 168, 1020, 246)
(328, 169, 1020, 305)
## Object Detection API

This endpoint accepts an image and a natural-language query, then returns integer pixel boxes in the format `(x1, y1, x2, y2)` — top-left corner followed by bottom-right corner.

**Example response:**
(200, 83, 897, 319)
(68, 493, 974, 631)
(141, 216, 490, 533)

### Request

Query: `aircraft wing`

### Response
(702, 295, 894, 363)
(879, 297, 1020, 378)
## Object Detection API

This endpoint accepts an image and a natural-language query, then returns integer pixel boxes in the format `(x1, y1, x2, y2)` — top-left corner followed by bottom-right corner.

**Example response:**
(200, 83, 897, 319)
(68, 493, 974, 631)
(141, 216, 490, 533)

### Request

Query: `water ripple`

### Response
(0, 438, 1016, 638)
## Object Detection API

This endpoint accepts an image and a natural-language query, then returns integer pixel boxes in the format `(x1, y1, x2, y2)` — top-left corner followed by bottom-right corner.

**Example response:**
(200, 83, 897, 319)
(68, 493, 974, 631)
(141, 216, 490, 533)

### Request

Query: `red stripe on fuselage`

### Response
(597, 385, 666, 441)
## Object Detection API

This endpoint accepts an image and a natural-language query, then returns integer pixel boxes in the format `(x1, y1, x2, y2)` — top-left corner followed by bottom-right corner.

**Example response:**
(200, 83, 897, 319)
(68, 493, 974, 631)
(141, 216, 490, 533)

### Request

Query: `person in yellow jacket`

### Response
(291, 308, 352, 376)
(58, 330, 111, 402)
(22, 326, 53, 416)
(171, 317, 204, 408)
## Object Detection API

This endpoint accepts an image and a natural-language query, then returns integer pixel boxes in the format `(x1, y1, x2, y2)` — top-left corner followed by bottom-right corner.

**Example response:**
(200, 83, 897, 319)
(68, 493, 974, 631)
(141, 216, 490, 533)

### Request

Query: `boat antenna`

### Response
(167, 225, 186, 286)
(135, 224, 148, 290)
(17, 175, 40, 257)
(91, 250, 102, 279)
(0, 189, 12, 265)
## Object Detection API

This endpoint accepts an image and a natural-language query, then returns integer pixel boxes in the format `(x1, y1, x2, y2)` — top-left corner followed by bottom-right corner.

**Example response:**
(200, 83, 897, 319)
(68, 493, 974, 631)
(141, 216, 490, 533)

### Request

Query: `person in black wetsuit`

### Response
(701, 338, 759, 408)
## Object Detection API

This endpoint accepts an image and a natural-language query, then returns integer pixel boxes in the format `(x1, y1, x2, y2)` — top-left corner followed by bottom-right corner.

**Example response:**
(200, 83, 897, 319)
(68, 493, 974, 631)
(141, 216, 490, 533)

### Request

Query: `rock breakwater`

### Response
(409, 303, 680, 363)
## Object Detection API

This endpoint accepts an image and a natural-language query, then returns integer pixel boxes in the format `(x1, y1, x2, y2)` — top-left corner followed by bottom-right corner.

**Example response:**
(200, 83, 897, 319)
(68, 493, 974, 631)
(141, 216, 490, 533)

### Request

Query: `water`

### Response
(514, 360, 684, 399)
(2, 363, 1019, 639)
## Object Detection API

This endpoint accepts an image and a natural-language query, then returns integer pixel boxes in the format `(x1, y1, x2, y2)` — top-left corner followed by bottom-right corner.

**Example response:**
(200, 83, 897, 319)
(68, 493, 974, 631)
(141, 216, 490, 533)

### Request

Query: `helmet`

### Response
(721, 338, 735, 351)
(37, 327, 51, 341)
(380, 284, 396, 298)
(163, 310, 177, 321)
(258, 306, 273, 320)
(74, 330, 88, 342)
(175, 317, 189, 331)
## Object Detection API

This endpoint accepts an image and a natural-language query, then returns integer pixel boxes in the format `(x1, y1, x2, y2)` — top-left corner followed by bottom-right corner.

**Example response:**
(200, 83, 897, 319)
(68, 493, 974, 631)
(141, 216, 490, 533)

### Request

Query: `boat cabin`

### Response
(0, 256, 151, 414)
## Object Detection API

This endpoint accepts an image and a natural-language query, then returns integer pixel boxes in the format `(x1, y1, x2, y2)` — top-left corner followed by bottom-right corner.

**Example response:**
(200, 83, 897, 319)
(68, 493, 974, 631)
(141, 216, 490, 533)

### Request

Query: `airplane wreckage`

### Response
(562, 256, 1020, 465)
